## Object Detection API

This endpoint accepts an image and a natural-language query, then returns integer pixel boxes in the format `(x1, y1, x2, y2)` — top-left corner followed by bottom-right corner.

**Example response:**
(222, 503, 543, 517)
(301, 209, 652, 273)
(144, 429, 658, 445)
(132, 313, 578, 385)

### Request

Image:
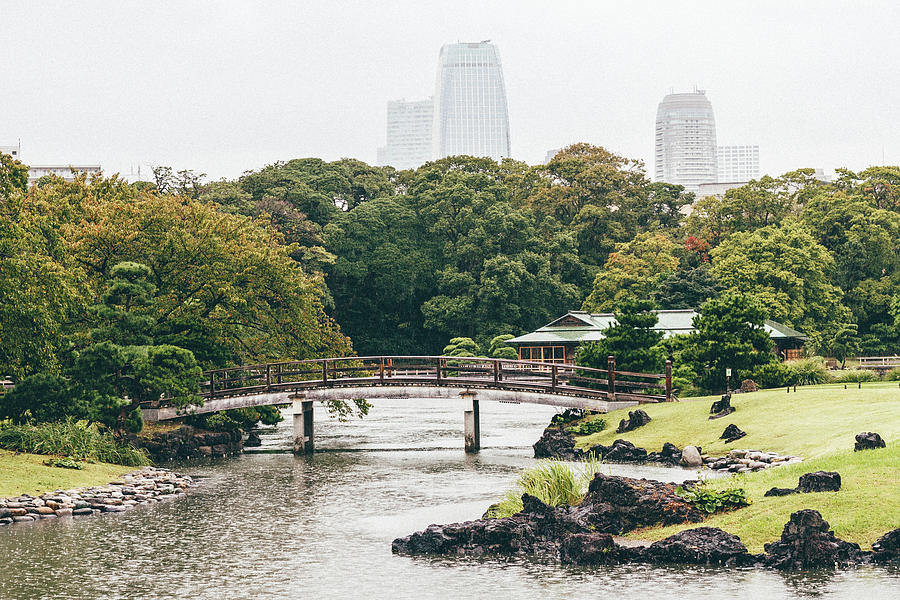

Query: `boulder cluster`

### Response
(0, 467, 193, 526)
(127, 425, 244, 461)
(393, 473, 703, 560)
(393, 473, 900, 570)
(704, 448, 801, 473)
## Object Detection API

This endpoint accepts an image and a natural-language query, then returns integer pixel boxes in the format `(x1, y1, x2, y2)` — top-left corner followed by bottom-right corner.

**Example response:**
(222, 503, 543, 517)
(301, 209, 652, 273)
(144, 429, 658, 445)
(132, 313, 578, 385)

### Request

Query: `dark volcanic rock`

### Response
(583, 473, 703, 534)
(551, 408, 584, 426)
(854, 432, 886, 451)
(709, 394, 735, 420)
(599, 439, 648, 463)
(872, 528, 900, 563)
(244, 431, 262, 447)
(764, 487, 798, 497)
(797, 471, 841, 493)
(560, 532, 637, 565)
(763, 509, 864, 569)
(533, 427, 582, 460)
(646, 442, 682, 465)
(616, 409, 652, 433)
(645, 527, 752, 566)
(720, 424, 747, 443)
(392, 494, 591, 557)
(393, 474, 703, 558)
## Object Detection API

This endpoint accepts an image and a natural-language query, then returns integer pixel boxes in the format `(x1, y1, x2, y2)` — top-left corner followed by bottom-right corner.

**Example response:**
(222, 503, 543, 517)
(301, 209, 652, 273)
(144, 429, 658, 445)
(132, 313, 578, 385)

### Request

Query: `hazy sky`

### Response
(2, 1, 898, 180)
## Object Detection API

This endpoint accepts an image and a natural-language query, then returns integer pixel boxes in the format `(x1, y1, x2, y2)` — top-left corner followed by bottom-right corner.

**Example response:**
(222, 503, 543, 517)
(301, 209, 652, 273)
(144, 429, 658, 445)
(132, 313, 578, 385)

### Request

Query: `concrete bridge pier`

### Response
(461, 390, 480, 453)
(292, 395, 314, 454)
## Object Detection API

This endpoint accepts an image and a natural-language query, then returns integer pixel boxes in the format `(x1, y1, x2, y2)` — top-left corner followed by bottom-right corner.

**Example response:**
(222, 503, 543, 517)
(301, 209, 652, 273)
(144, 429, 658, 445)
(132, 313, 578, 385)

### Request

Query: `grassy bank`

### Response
(566, 382, 900, 552)
(576, 382, 900, 458)
(0, 450, 132, 498)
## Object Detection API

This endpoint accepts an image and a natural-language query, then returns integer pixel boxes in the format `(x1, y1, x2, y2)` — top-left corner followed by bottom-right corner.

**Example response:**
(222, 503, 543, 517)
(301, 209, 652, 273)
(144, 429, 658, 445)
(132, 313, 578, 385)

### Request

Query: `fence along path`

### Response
(191, 355, 673, 405)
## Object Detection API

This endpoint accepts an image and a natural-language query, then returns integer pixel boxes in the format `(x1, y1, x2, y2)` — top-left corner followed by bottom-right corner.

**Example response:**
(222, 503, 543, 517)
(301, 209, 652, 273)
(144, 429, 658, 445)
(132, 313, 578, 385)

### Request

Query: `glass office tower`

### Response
(432, 41, 511, 161)
(654, 90, 718, 193)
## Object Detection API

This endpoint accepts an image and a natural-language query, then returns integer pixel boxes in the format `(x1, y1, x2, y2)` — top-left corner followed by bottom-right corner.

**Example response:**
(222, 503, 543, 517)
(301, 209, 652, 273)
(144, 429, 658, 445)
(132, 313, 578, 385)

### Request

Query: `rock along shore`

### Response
(533, 416, 800, 473)
(392, 472, 900, 570)
(0, 467, 194, 526)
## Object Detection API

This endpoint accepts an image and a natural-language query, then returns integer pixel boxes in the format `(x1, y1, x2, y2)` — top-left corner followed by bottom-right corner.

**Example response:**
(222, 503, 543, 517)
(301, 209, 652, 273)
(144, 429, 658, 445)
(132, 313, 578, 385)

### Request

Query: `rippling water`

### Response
(1, 398, 898, 599)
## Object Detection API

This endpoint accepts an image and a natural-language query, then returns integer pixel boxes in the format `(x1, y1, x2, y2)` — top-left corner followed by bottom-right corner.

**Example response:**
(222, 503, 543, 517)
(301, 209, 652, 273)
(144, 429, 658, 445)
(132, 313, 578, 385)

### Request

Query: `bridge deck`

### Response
(142, 355, 673, 422)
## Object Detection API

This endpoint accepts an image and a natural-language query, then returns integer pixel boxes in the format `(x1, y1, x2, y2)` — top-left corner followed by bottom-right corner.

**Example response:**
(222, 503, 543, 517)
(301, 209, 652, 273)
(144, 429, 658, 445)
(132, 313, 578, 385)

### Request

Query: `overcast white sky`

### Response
(2, 1, 898, 180)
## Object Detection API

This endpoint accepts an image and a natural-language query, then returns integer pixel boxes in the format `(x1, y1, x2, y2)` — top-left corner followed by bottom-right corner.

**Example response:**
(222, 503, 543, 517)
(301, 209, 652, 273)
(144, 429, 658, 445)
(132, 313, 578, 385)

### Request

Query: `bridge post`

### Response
(607, 356, 616, 401)
(292, 394, 314, 454)
(461, 390, 480, 453)
(665, 359, 673, 402)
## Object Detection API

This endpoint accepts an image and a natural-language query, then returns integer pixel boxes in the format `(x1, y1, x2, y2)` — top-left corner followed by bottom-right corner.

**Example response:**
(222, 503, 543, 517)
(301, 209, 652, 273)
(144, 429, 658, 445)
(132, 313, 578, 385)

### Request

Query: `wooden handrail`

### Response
(192, 355, 672, 404)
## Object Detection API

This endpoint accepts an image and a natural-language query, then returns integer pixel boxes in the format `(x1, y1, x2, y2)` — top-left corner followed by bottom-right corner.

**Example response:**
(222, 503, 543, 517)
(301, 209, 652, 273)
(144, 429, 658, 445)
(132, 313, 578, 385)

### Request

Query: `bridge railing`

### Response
(198, 355, 673, 403)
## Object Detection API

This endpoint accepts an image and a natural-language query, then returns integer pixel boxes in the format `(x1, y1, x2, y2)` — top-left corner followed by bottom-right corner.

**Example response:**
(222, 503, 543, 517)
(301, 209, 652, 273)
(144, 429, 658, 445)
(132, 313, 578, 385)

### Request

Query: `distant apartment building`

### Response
(717, 145, 759, 182)
(376, 98, 433, 170)
(1, 142, 22, 160)
(543, 148, 562, 164)
(654, 90, 718, 193)
(28, 164, 102, 184)
(433, 41, 511, 161)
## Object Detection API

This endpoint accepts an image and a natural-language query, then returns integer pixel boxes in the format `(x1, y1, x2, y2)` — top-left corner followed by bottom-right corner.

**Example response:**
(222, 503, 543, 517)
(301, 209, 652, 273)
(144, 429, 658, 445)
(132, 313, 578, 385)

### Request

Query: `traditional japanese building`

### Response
(507, 309, 808, 365)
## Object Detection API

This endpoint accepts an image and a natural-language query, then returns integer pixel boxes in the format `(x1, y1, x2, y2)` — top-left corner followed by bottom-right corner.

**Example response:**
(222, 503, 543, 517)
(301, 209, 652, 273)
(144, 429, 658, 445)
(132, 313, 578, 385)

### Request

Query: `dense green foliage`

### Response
(0, 420, 149, 466)
(566, 418, 607, 436)
(576, 298, 665, 375)
(2, 146, 900, 417)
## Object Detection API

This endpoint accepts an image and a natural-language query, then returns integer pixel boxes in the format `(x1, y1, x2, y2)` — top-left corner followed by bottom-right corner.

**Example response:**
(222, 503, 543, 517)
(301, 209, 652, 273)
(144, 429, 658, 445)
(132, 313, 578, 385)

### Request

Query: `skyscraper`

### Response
(654, 90, 718, 193)
(432, 41, 511, 161)
(376, 98, 434, 170)
(717, 145, 760, 182)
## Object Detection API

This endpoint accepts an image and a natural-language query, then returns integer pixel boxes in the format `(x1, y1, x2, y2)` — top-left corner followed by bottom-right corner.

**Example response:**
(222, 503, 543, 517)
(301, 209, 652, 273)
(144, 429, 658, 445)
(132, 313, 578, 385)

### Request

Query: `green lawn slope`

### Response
(571, 382, 900, 552)
(0, 450, 132, 498)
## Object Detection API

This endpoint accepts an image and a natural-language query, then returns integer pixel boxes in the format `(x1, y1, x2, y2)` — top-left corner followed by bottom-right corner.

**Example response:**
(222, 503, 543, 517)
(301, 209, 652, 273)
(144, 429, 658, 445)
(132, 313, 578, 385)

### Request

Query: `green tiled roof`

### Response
(508, 309, 808, 345)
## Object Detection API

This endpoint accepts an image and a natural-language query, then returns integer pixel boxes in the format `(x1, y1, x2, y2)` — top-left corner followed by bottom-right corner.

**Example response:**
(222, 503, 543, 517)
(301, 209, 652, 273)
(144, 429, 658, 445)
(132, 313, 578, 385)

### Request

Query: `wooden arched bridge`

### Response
(141, 355, 673, 454)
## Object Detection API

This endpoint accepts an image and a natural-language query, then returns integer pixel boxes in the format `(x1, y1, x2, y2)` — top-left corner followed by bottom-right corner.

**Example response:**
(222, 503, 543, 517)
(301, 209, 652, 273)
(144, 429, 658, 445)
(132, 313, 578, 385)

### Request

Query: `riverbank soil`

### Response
(569, 382, 900, 552)
(0, 450, 132, 497)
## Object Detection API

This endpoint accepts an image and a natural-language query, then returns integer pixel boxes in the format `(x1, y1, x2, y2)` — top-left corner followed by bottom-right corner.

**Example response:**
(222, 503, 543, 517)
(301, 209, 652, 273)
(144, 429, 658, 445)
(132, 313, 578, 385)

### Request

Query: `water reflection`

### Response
(1, 399, 898, 599)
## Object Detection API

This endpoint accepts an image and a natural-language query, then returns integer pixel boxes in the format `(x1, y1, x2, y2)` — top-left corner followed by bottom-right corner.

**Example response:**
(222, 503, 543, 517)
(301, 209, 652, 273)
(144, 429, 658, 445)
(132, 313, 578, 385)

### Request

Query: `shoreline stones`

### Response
(854, 432, 886, 451)
(127, 425, 244, 462)
(0, 467, 194, 527)
(394, 479, 889, 570)
(680, 445, 703, 467)
(392, 473, 702, 558)
(704, 448, 800, 473)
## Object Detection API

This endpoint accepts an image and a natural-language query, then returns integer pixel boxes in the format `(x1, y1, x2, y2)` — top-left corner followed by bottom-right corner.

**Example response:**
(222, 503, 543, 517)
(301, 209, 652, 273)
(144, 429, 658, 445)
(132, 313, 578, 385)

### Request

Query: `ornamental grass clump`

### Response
(831, 369, 881, 384)
(785, 357, 830, 386)
(486, 457, 600, 519)
(0, 419, 149, 466)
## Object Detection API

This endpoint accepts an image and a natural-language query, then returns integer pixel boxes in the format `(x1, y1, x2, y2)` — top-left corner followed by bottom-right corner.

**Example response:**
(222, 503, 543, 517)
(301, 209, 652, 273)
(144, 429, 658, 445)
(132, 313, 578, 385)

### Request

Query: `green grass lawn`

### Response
(570, 382, 900, 552)
(0, 450, 132, 498)
(577, 381, 900, 458)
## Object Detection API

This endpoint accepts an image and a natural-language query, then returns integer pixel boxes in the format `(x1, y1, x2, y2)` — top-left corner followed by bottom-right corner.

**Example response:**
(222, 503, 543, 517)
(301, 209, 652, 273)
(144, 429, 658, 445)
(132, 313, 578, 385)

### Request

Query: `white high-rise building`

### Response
(432, 41, 511, 161)
(654, 90, 718, 193)
(717, 145, 760, 182)
(376, 98, 433, 170)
